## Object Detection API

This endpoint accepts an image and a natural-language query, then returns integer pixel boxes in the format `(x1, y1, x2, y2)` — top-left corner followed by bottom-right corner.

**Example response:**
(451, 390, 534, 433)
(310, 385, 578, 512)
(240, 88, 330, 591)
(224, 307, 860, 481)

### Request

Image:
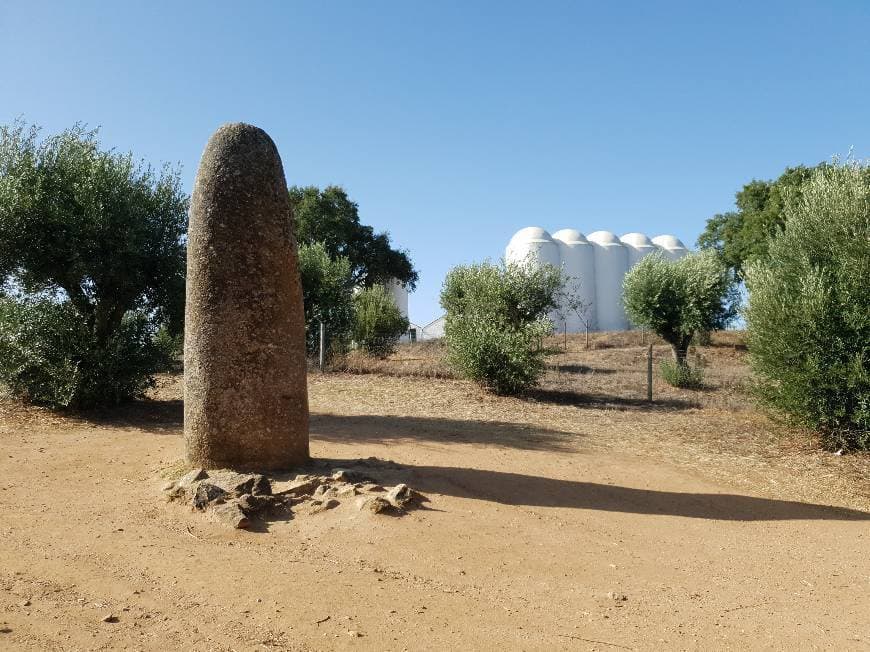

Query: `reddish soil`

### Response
(1, 340, 868, 651)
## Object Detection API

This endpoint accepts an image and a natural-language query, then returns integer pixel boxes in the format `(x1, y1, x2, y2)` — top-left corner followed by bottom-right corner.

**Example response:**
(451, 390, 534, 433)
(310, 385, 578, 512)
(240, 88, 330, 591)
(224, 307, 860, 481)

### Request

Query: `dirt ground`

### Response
(1, 336, 869, 651)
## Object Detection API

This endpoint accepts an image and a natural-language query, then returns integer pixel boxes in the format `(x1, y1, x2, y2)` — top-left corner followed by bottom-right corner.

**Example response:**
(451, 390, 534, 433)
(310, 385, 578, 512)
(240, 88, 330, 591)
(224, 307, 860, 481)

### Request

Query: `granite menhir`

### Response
(184, 123, 309, 470)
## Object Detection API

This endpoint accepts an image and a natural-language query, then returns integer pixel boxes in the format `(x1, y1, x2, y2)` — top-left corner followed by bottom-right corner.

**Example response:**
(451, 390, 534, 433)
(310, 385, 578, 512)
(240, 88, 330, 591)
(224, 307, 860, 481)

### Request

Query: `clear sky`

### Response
(2, 1, 868, 323)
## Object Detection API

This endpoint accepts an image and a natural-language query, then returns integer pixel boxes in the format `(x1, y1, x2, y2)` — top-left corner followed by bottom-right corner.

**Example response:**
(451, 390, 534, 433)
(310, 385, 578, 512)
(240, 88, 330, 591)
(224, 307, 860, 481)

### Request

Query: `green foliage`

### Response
(744, 161, 870, 450)
(441, 260, 562, 395)
(623, 251, 737, 364)
(352, 285, 409, 358)
(0, 120, 188, 407)
(153, 325, 183, 371)
(660, 359, 705, 389)
(0, 297, 166, 407)
(298, 242, 355, 357)
(697, 166, 818, 280)
(289, 185, 418, 290)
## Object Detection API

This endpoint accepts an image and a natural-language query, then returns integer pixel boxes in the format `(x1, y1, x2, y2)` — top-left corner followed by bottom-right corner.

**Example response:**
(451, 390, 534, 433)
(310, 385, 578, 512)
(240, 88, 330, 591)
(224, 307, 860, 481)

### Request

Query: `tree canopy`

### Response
(0, 120, 187, 407)
(623, 251, 737, 364)
(697, 166, 816, 280)
(441, 260, 562, 395)
(289, 185, 418, 290)
(297, 241, 355, 356)
(744, 160, 870, 450)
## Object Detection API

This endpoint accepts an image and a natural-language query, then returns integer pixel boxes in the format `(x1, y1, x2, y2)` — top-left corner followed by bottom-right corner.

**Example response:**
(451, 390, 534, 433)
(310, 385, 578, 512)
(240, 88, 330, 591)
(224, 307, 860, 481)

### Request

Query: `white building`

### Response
(505, 226, 690, 332)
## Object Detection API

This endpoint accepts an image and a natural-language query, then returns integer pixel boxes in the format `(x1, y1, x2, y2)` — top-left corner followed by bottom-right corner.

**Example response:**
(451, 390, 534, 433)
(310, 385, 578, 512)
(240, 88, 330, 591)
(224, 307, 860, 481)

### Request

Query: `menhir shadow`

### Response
(374, 463, 870, 522)
(310, 413, 578, 452)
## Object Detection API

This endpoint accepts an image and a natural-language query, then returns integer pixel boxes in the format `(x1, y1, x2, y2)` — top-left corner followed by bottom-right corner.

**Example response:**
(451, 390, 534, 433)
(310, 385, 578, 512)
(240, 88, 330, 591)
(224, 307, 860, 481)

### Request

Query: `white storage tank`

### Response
(505, 227, 563, 332)
(551, 229, 596, 332)
(586, 230, 629, 331)
(620, 232, 658, 268)
(652, 235, 689, 261)
(505, 226, 561, 270)
(385, 278, 409, 318)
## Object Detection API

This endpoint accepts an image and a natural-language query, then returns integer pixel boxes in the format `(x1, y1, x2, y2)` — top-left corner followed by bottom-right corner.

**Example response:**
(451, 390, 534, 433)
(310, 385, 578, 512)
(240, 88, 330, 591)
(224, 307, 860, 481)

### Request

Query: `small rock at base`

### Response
(177, 468, 208, 490)
(237, 493, 279, 515)
(192, 482, 227, 510)
(251, 475, 272, 495)
(276, 477, 322, 497)
(102, 614, 118, 623)
(211, 502, 251, 529)
(308, 498, 340, 514)
(385, 483, 418, 508)
(359, 496, 397, 515)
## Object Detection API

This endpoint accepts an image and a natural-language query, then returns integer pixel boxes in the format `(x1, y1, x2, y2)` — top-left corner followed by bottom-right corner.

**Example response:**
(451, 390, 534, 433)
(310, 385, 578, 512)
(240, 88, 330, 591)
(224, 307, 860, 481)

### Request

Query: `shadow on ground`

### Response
(73, 398, 183, 434)
(323, 457, 870, 522)
(311, 414, 579, 452)
(525, 387, 697, 410)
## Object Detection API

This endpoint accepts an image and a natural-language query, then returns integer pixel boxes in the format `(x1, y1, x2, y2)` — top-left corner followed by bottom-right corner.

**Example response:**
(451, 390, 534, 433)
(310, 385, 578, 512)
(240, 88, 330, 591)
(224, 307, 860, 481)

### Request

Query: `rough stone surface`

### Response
(307, 498, 340, 514)
(237, 493, 279, 515)
(184, 122, 309, 471)
(275, 477, 321, 498)
(164, 458, 424, 528)
(177, 468, 208, 490)
(386, 483, 417, 508)
(192, 482, 227, 510)
(359, 496, 396, 515)
(210, 502, 250, 529)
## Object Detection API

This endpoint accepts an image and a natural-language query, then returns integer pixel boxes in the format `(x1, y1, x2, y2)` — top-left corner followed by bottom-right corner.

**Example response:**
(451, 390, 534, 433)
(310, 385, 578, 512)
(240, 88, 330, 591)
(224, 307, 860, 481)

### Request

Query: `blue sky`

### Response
(2, 1, 868, 323)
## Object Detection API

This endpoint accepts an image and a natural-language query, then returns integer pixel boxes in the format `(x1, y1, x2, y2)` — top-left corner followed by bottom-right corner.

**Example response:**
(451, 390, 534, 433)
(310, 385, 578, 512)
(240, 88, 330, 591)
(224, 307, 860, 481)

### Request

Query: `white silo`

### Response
(505, 227, 562, 331)
(386, 278, 409, 319)
(586, 230, 629, 331)
(620, 232, 658, 268)
(652, 235, 689, 261)
(505, 226, 561, 269)
(551, 229, 596, 332)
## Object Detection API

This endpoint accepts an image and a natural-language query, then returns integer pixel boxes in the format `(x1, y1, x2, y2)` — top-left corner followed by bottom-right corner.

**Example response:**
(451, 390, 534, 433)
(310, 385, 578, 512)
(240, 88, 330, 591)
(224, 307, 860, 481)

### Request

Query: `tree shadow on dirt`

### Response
(311, 414, 579, 452)
(524, 388, 697, 410)
(73, 398, 183, 434)
(323, 458, 870, 522)
(545, 363, 619, 375)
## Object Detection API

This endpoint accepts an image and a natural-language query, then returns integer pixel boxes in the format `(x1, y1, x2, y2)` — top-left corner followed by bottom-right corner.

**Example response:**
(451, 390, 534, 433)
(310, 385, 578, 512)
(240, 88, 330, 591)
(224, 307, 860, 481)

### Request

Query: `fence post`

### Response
(647, 341, 653, 402)
(318, 321, 325, 372)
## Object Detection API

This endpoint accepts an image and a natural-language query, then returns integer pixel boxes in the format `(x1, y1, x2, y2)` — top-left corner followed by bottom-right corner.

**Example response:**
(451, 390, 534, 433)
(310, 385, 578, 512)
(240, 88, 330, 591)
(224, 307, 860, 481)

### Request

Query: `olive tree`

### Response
(623, 250, 737, 365)
(352, 285, 409, 358)
(440, 259, 563, 395)
(0, 121, 187, 407)
(744, 160, 869, 450)
(298, 242, 355, 357)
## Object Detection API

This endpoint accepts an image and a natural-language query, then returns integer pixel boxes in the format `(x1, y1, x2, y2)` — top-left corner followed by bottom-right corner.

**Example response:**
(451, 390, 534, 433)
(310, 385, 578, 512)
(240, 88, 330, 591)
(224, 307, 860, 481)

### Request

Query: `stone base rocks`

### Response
(163, 459, 426, 529)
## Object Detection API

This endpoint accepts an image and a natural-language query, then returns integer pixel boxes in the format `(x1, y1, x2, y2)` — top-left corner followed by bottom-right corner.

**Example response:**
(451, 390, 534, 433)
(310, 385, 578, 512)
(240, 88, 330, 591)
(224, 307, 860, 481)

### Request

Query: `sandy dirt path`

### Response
(1, 376, 869, 651)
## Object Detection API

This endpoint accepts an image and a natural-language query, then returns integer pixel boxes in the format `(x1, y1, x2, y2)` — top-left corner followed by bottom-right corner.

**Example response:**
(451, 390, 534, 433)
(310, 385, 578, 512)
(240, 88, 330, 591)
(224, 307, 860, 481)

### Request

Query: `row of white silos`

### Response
(505, 227, 689, 332)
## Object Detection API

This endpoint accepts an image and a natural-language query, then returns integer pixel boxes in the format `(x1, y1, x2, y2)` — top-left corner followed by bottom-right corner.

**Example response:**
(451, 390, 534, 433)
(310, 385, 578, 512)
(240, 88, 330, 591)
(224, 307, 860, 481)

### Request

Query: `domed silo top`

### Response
(619, 232, 654, 248)
(586, 230, 623, 246)
(551, 228, 589, 245)
(505, 226, 560, 269)
(651, 234, 687, 250)
(508, 226, 554, 246)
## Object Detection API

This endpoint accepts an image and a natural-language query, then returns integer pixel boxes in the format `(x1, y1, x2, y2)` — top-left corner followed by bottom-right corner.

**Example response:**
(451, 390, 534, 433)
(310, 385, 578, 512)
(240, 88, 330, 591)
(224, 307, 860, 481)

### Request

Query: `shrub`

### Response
(352, 285, 409, 358)
(660, 359, 705, 389)
(441, 260, 562, 394)
(298, 242, 355, 358)
(744, 160, 870, 450)
(623, 250, 738, 365)
(0, 298, 165, 407)
(0, 120, 187, 407)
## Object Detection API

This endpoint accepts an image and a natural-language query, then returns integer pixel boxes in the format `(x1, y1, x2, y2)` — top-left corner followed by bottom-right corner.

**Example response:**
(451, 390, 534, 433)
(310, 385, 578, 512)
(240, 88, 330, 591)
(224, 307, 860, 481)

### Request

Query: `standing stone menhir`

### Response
(184, 123, 309, 470)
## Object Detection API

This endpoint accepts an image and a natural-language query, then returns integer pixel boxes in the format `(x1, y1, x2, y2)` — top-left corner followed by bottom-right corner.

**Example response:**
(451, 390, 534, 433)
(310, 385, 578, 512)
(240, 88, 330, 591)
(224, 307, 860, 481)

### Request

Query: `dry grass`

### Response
(306, 330, 870, 511)
(2, 328, 867, 512)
